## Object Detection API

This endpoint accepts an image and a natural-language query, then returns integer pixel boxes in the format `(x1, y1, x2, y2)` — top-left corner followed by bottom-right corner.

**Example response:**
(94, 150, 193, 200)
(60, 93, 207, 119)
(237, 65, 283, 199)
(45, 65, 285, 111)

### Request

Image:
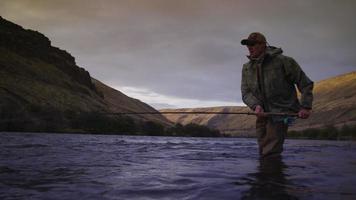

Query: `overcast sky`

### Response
(1, 0, 355, 109)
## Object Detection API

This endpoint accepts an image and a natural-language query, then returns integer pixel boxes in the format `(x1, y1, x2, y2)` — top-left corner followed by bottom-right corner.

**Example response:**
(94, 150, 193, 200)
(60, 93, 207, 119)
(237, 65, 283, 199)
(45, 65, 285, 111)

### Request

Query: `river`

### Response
(1, 132, 355, 200)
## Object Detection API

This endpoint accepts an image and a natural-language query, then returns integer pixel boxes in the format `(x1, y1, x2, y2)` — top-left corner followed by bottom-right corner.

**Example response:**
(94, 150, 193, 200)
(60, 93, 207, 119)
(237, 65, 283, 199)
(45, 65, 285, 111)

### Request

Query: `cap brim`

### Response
(241, 39, 256, 46)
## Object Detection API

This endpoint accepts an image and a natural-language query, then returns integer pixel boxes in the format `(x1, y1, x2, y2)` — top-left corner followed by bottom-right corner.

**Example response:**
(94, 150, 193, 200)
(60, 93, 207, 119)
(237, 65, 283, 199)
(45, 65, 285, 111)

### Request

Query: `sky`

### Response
(1, 0, 355, 109)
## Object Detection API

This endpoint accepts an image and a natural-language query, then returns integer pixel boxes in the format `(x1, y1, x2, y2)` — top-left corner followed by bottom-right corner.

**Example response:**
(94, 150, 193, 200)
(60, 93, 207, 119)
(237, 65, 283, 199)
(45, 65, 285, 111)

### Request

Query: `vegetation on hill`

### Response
(287, 124, 356, 140)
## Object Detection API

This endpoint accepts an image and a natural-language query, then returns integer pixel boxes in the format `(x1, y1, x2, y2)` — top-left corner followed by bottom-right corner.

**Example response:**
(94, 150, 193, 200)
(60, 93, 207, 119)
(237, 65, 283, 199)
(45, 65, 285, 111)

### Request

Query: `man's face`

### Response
(247, 42, 266, 58)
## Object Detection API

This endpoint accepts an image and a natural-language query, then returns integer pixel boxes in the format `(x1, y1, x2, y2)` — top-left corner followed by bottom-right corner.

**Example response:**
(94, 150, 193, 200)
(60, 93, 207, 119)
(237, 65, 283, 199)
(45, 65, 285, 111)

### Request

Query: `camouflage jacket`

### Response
(241, 46, 313, 114)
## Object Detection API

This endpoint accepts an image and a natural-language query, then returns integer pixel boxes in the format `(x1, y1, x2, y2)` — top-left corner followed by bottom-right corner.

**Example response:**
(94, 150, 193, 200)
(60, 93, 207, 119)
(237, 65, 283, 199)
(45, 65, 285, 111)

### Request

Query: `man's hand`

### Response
(298, 108, 311, 119)
(254, 105, 266, 117)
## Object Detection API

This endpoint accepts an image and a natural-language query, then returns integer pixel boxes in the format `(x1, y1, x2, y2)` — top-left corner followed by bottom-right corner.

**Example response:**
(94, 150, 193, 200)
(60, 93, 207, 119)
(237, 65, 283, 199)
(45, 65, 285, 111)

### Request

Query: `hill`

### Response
(161, 106, 255, 136)
(0, 16, 171, 133)
(161, 71, 356, 136)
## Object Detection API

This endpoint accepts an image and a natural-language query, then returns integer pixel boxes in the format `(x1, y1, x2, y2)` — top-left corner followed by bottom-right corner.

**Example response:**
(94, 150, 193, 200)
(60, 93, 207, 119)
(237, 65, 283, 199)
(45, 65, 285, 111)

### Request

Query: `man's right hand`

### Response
(254, 105, 266, 117)
(298, 108, 311, 119)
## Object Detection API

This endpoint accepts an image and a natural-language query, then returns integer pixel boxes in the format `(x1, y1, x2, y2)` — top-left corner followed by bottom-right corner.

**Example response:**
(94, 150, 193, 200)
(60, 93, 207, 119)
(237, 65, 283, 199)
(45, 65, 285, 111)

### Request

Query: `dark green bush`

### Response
(166, 123, 221, 137)
(287, 124, 356, 140)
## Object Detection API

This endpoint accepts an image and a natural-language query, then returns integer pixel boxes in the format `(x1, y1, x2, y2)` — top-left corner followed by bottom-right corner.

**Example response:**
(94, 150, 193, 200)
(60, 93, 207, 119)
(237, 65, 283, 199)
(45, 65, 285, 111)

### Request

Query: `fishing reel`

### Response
(283, 117, 297, 126)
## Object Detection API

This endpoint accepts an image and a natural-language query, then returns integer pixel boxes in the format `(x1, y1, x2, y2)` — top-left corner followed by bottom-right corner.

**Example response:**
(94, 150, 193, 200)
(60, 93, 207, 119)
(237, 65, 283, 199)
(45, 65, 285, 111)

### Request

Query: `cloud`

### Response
(115, 86, 242, 109)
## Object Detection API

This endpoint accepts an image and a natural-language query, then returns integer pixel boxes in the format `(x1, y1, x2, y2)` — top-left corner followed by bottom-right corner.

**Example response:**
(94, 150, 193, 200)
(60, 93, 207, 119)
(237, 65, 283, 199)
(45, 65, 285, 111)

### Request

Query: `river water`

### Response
(0, 132, 355, 200)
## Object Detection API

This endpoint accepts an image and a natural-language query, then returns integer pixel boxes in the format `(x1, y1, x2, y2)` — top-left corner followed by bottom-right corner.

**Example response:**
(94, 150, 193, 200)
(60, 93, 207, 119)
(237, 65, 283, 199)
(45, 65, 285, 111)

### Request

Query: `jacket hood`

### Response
(265, 46, 283, 57)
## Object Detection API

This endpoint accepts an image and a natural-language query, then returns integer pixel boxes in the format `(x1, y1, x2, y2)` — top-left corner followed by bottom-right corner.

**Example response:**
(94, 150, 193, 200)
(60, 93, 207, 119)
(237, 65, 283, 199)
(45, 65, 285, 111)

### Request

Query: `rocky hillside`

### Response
(0, 16, 171, 133)
(161, 71, 356, 136)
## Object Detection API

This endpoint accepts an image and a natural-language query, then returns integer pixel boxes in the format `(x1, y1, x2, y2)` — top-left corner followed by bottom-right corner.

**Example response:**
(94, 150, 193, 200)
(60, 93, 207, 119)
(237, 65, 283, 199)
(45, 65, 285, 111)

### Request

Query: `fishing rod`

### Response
(102, 111, 299, 117)
(0, 111, 299, 117)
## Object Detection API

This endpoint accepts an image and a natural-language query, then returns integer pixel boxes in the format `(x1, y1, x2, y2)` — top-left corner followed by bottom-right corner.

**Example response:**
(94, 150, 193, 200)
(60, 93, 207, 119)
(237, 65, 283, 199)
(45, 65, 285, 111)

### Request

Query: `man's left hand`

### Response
(298, 108, 311, 119)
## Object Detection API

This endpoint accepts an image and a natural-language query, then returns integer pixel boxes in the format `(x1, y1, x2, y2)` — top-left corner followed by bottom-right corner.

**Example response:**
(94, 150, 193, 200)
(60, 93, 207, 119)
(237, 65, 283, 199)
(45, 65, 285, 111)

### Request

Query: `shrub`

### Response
(288, 124, 356, 140)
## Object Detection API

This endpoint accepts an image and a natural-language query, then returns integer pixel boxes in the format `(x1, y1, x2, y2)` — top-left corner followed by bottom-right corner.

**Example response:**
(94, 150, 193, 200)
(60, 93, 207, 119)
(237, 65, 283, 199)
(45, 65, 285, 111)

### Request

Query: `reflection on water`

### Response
(0, 132, 356, 200)
(240, 156, 298, 200)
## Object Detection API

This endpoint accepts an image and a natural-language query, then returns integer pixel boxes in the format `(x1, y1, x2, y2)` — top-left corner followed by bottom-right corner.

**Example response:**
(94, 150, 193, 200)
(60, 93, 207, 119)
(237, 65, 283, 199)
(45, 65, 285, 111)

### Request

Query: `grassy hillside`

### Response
(161, 71, 356, 136)
(292, 72, 356, 130)
(0, 48, 106, 112)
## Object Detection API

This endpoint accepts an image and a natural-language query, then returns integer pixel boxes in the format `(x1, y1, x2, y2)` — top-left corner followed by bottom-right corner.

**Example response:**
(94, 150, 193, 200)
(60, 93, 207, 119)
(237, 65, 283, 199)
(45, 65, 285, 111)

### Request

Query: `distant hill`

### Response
(161, 72, 356, 136)
(160, 106, 255, 136)
(0, 16, 171, 133)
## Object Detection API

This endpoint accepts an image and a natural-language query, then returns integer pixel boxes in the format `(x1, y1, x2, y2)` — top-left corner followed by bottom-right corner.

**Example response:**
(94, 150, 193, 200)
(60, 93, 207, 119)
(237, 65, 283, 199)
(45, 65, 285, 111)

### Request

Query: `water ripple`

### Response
(0, 132, 355, 199)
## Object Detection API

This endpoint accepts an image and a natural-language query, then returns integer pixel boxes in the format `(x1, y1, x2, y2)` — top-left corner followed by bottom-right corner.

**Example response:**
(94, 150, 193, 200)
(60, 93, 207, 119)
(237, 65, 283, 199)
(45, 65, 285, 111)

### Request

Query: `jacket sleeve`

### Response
(241, 65, 262, 110)
(283, 56, 314, 109)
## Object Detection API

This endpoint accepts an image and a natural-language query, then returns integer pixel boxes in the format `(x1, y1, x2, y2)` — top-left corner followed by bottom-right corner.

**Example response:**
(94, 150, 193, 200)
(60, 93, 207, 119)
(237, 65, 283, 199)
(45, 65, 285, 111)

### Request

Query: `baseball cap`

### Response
(241, 32, 267, 46)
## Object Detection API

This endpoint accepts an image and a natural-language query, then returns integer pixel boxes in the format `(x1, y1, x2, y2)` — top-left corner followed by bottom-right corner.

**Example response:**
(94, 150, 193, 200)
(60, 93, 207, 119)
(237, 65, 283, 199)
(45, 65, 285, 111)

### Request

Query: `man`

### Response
(240, 32, 313, 158)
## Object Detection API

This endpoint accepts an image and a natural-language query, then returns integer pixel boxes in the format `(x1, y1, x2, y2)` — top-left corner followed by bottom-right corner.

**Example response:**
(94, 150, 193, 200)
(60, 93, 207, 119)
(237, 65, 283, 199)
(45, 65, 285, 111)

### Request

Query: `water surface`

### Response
(1, 132, 356, 199)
